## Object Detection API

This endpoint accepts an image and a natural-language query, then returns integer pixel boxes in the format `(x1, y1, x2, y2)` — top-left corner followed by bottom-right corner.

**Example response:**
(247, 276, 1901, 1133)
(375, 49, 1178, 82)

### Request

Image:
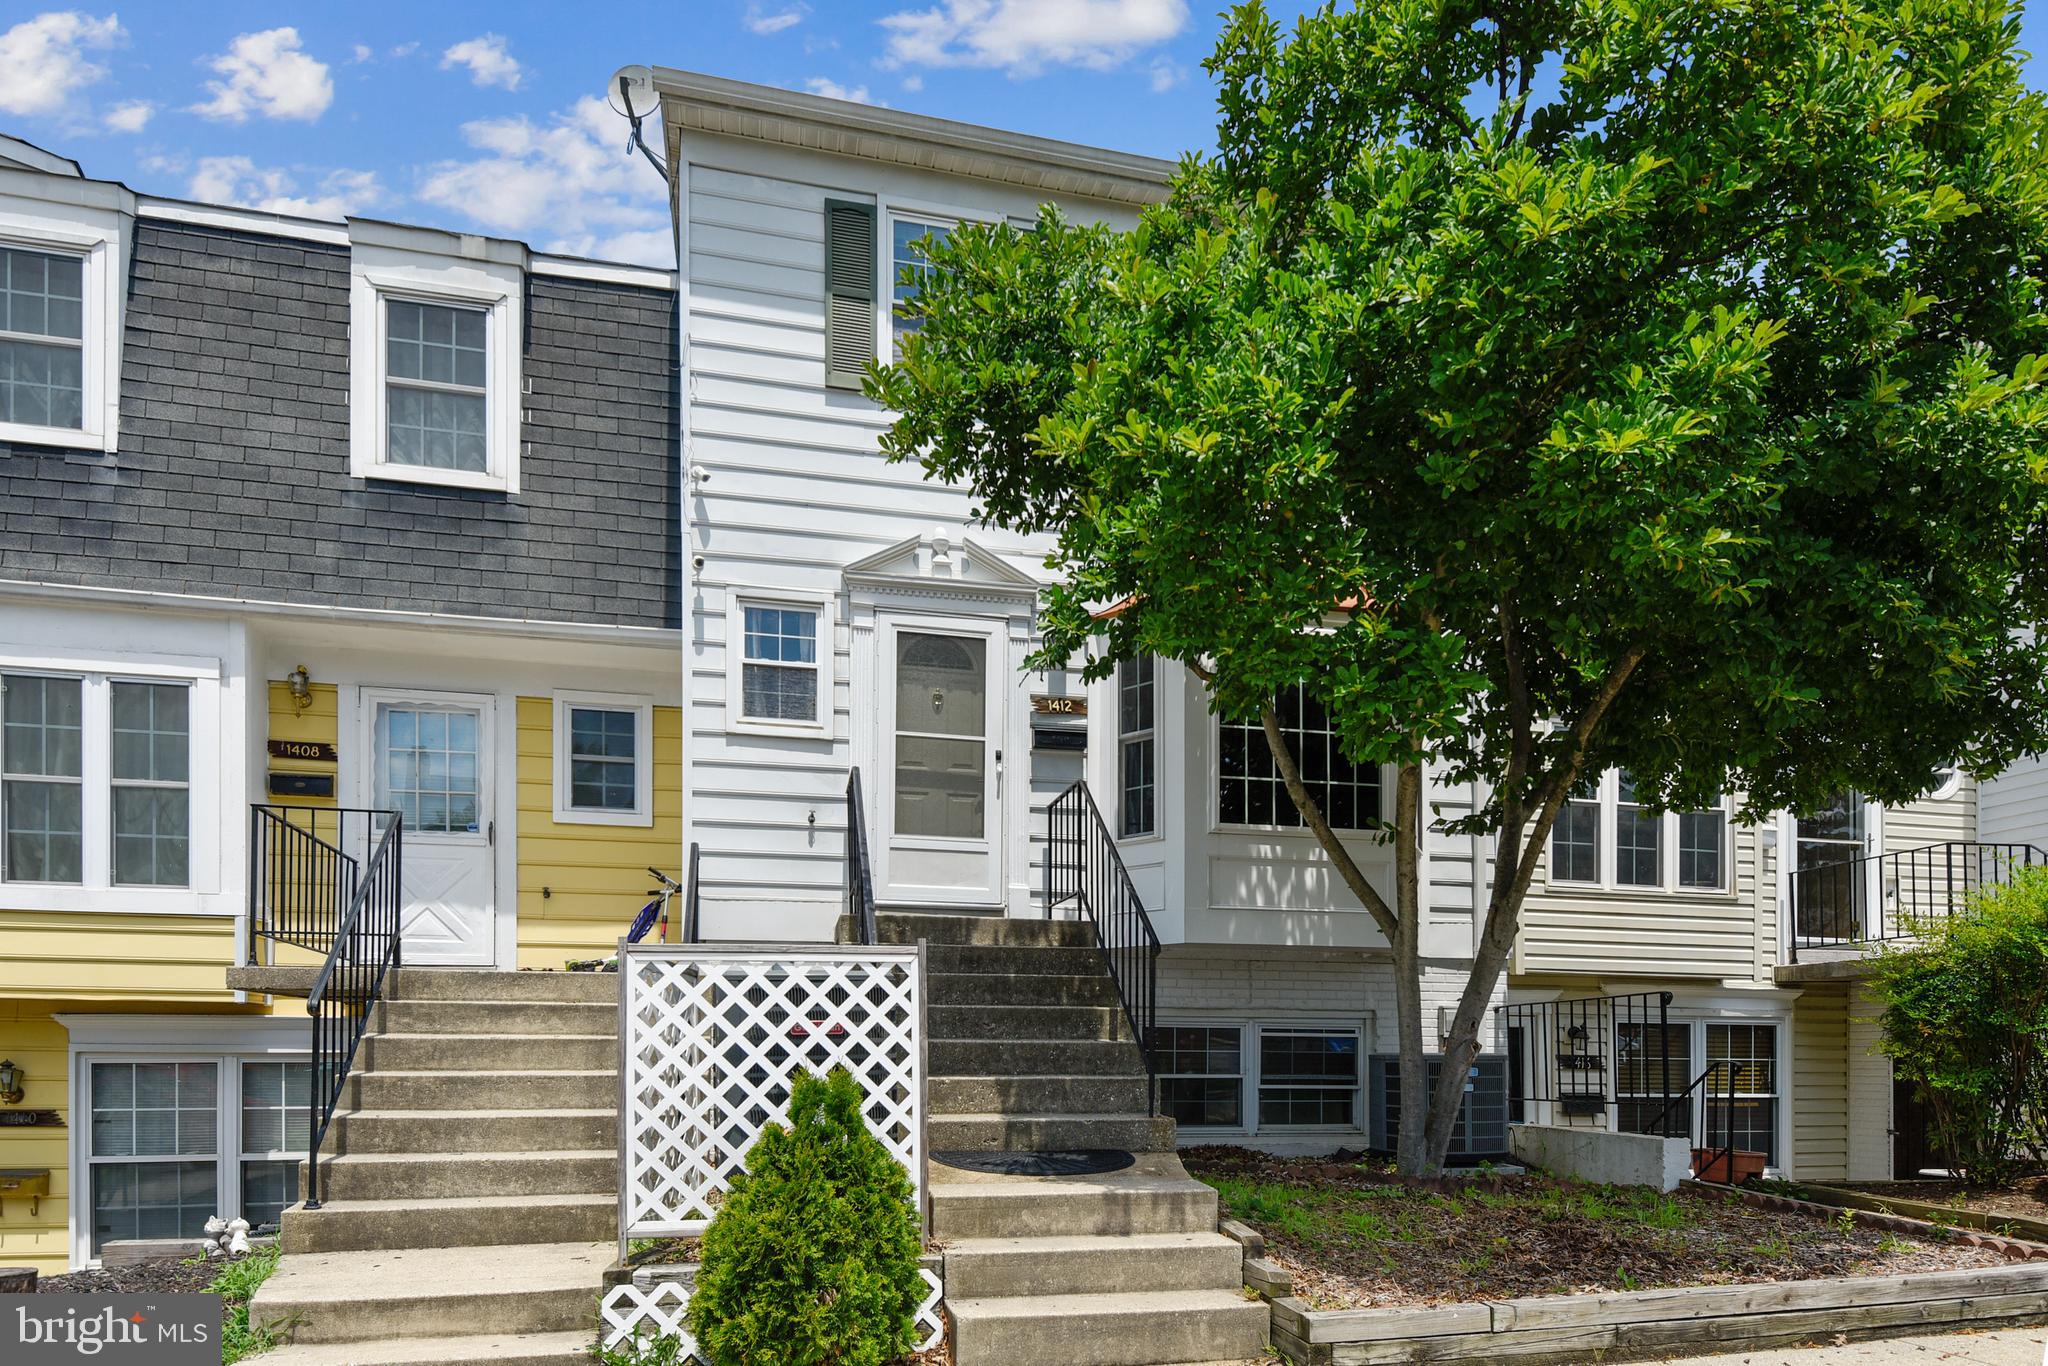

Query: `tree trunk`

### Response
(1391, 761, 1431, 1175)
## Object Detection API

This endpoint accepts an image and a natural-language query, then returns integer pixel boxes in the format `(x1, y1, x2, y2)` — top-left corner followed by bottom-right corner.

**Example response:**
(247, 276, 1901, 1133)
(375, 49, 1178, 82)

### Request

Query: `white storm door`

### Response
(880, 618, 1003, 908)
(367, 692, 495, 966)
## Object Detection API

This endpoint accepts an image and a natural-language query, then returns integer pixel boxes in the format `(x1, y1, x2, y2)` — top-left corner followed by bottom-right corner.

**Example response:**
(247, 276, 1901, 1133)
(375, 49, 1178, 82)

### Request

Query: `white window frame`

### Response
(1153, 1022, 1245, 1131)
(1543, 769, 1732, 895)
(60, 1014, 308, 1270)
(0, 648, 220, 914)
(1117, 655, 1157, 840)
(348, 237, 523, 494)
(886, 210, 954, 359)
(0, 203, 124, 454)
(1611, 1010, 1786, 1174)
(881, 196, 1004, 364)
(1211, 697, 1388, 835)
(726, 590, 833, 738)
(1253, 1022, 1365, 1132)
(551, 691, 654, 827)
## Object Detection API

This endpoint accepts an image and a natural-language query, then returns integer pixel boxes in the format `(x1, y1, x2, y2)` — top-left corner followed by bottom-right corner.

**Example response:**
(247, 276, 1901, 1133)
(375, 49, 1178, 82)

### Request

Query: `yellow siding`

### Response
(1518, 823, 1767, 980)
(265, 679, 339, 809)
(1792, 984, 1849, 1181)
(0, 911, 252, 1003)
(515, 696, 684, 970)
(0, 1006, 73, 1271)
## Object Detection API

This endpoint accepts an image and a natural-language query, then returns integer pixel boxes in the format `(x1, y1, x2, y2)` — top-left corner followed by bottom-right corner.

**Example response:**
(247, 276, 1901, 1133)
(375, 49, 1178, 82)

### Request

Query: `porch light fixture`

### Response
(0, 1060, 22, 1105)
(286, 664, 314, 713)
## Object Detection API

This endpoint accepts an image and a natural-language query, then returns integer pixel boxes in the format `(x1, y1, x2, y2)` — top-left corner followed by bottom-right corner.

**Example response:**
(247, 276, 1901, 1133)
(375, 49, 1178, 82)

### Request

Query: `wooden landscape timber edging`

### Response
(1264, 1261, 2048, 1364)
(1785, 1181, 2048, 1247)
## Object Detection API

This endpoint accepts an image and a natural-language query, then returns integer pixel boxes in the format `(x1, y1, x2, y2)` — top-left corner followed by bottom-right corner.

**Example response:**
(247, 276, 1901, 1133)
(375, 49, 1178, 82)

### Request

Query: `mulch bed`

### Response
(1182, 1147, 2010, 1311)
(34, 1255, 221, 1295)
(1834, 1170, 2048, 1224)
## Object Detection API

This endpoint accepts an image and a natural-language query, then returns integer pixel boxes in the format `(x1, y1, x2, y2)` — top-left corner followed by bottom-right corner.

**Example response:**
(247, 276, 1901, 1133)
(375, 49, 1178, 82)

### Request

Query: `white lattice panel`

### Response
(598, 1268, 945, 1360)
(602, 1281, 695, 1358)
(621, 944, 925, 1236)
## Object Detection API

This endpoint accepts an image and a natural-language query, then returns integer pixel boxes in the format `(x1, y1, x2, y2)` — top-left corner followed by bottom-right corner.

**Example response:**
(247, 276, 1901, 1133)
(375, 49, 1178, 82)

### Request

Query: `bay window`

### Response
(1118, 656, 1156, 837)
(1219, 683, 1382, 830)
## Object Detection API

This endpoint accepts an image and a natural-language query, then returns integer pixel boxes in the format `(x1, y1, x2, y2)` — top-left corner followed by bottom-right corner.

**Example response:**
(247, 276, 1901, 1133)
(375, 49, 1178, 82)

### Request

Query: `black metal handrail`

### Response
(1790, 841, 2046, 959)
(1645, 1060, 1744, 1183)
(248, 806, 391, 962)
(1046, 781, 1162, 1112)
(1501, 990, 1677, 1124)
(846, 768, 878, 946)
(682, 842, 703, 944)
(304, 814, 403, 1210)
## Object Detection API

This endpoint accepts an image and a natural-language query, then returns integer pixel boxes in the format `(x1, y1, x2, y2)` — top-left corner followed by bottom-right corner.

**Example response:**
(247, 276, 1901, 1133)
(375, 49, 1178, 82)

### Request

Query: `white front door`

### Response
(366, 691, 495, 966)
(879, 617, 1004, 908)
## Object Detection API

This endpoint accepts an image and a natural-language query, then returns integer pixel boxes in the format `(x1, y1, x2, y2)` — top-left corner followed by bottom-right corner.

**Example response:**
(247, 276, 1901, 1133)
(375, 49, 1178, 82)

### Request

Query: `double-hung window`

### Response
(1118, 656, 1156, 837)
(890, 215, 951, 349)
(1257, 1027, 1361, 1127)
(552, 693, 653, 826)
(238, 1060, 311, 1231)
(385, 300, 488, 474)
(1614, 771, 1662, 887)
(0, 245, 85, 431)
(2, 672, 193, 889)
(1551, 778, 1601, 883)
(1153, 1026, 1242, 1128)
(733, 600, 827, 733)
(1218, 683, 1381, 829)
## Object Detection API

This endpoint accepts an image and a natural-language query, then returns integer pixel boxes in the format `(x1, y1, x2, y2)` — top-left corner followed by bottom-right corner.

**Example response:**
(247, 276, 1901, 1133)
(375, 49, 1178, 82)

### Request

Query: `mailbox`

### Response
(0, 1169, 50, 1217)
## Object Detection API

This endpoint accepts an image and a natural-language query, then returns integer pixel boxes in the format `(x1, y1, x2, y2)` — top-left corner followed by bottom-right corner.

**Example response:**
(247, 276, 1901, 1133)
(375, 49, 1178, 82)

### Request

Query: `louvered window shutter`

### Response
(823, 199, 877, 390)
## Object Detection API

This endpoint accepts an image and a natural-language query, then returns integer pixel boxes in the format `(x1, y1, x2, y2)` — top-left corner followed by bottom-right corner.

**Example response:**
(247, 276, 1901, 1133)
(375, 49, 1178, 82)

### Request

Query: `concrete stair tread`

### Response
(947, 1287, 1268, 1321)
(931, 1174, 1213, 1200)
(316, 1148, 612, 1167)
(255, 1241, 611, 1307)
(294, 1192, 612, 1215)
(336, 1107, 615, 1120)
(935, 1110, 1156, 1123)
(250, 1331, 594, 1365)
(947, 1231, 1240, 1256)
(369, 1031, 615, 1041)
(353, 1068, 614, 1077)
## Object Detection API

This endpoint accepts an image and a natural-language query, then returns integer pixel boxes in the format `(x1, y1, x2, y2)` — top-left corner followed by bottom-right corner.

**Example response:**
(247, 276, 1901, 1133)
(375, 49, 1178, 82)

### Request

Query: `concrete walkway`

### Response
(1662, 1326, 2047, 1365)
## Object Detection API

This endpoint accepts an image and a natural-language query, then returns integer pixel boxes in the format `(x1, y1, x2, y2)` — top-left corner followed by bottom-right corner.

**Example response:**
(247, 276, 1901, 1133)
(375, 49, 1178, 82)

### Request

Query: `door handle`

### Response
(995, 748, 1003, 798)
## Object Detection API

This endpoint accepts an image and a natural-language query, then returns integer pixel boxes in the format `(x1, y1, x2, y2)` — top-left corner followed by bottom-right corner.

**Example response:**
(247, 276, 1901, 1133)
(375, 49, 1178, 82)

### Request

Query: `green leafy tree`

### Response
(871, 0, 2048, 1172)
(1870, 866, 2048, 1185)
(687, 1068, 925, 1366)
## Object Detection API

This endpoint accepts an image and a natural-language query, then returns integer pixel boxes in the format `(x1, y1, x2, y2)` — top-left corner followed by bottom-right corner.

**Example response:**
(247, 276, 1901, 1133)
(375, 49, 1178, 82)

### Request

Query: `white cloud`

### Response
(805, 77, 873, 105)
(901, 73, 923, 92)
(0, 11, 124, 117)
(191, 27, 333, 122)
(1147, 55, 1180, 93)
(879, 0, 1187, 74)
(745, 4, 806, 35)
(415, 95, 672, 267)
(350, 43, 373, 63)
(390, 41, 419, 58)
(441, 33, 522, 90)
(187, 156, 383, 220)
(102, 98, 152, 131)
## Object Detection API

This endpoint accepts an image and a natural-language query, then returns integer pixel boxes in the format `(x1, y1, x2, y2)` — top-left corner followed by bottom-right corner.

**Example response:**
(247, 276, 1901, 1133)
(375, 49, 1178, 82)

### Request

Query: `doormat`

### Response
(931, 1150, 1136, 1177)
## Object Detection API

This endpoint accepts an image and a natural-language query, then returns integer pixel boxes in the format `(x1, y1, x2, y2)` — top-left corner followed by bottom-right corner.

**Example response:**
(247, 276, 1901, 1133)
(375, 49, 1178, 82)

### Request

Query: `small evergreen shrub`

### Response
(687, 1067, 925, 1366)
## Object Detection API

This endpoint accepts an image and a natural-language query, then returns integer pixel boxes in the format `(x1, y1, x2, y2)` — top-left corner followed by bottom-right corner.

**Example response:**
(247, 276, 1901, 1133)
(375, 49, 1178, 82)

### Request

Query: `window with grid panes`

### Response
(1258, 1028, 1360, 1126)
(88, 1061, 218, 1255)
(1550, 777, 1600, 883)
(0, 245, 86, 430)
(566, 706, 637, 812)
(1152, 1026, 1241, 1127)
(1705, 1023, 1779, 1165)
(1615, 770, 1662, 886)
(2, 674, 83, 883)
(1677, 806, 1727, 889)
(890, 217, 951, 345)
(740, 605, 821, 723)
(239, 1060, 309, 1231)
(385, 299, 488, 472)
(1219, 684, 1380, 829)
(1614, 1021, 1692, 1136)
(110, 682, 189, 886)
(1119, 656, 1155, 837)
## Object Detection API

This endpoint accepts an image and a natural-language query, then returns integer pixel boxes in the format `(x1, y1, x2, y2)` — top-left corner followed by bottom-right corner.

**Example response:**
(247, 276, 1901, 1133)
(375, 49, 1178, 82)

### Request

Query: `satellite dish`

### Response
(608, 65, 657, 122)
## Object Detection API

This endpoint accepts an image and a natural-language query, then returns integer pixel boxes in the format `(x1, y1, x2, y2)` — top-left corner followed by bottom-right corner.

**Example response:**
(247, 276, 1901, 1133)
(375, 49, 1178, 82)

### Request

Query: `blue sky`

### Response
(3, 1, 2045, 268)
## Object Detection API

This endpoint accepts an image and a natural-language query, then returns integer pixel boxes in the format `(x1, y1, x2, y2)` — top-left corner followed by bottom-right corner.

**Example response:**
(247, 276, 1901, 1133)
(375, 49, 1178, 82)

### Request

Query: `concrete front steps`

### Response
(932, 1153, 1269, 1366)
(252, 969, 617, 1362)
(849, 912, 1266, 1366)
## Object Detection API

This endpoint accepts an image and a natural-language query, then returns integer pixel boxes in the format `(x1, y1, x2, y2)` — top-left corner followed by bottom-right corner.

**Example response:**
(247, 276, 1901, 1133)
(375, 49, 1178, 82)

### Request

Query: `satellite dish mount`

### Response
(608, 65, 667, 181)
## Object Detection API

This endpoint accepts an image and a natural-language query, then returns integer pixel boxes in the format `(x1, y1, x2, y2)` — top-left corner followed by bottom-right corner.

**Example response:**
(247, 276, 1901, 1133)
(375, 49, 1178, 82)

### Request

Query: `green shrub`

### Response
(1869, 866, 2048, 1185)
(686, 1068, 924, 1366)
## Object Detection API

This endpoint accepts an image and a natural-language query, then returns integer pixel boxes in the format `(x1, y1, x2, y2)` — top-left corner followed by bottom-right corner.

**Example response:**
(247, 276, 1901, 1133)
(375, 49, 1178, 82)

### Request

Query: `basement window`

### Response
(1153, 1025, 1242, 1128)
(1257, 1027, 1360, 1128)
